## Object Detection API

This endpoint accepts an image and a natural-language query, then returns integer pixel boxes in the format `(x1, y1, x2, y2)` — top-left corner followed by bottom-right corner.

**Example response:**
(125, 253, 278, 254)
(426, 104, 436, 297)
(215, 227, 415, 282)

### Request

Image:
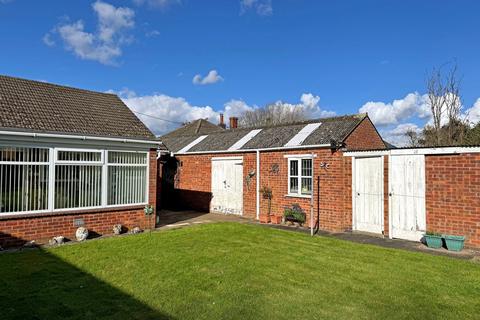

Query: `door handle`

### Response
(357, 192, 360, 196)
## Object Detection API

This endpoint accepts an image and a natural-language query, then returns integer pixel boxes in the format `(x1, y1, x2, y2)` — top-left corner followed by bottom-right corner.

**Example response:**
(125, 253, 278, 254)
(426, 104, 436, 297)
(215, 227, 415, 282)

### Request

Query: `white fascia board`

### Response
(228, 129, 262, 151)
(284, 123, 322, 147)
(0, 130, 161, 146)
(178, 135, 208, 153)
(344, 146, 480, 157)
(283, 154, 318, 158)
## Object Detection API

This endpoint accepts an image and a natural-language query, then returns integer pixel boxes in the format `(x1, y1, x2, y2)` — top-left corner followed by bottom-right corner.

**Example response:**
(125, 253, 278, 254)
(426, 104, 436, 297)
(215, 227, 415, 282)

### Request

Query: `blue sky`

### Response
(1, 0, 480, 143)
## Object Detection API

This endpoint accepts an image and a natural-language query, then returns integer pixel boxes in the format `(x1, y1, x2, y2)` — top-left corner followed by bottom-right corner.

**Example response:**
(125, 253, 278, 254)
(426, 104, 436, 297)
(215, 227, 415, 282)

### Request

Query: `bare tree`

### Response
(404, 129, 421, 147)
(419, 63, 465, 146)
(239, 102, 306, 128)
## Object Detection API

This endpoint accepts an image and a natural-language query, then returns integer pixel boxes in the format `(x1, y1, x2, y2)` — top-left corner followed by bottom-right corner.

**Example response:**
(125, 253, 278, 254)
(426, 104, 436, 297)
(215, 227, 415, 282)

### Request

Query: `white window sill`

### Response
(285, 194, 312, 199)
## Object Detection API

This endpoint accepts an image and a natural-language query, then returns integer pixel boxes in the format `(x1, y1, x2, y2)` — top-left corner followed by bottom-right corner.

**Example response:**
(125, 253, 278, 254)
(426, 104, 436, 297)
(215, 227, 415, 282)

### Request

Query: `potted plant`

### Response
(424, 231, 443, 249)
(259, 186, 273, 223)
(283, 204, 306, 226)
(270, 214, 282, 224)
(444, 234, 465, 252)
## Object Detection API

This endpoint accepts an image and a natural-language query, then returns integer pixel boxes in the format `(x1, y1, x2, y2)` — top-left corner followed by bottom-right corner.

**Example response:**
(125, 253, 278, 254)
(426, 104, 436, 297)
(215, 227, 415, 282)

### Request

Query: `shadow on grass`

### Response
(0, 232, 173, 320)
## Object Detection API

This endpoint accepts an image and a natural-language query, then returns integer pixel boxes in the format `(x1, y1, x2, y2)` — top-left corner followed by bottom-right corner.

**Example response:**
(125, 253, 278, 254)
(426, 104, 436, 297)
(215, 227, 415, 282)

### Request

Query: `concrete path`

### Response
(156, 210, 249, 230)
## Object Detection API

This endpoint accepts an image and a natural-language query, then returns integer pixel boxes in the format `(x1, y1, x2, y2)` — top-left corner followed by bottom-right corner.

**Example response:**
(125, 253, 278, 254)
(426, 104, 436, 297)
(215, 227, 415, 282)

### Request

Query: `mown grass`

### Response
(1, 223, 479, 319)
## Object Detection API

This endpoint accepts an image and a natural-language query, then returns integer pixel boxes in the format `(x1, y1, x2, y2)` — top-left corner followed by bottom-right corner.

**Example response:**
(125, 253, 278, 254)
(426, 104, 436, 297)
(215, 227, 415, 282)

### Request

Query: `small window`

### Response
(288, 158, 313, 196)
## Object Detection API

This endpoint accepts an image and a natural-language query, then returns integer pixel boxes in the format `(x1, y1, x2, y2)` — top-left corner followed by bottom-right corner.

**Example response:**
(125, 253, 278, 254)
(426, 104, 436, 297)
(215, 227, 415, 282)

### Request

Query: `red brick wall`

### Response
(0, 149, 157, 248)
(174, 149, 353, 231)
(174, 153, 257, 218)
(344, 117, 385, 150)
(425, 153, 480, 247)
(259, 148, 351, 231)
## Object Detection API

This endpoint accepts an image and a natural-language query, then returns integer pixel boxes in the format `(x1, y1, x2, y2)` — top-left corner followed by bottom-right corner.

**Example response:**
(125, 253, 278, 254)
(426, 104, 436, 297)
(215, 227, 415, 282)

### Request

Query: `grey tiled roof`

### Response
(161, 119, 224, 139)
(161, 114, 368, 153)
(0, 75, 155, 140)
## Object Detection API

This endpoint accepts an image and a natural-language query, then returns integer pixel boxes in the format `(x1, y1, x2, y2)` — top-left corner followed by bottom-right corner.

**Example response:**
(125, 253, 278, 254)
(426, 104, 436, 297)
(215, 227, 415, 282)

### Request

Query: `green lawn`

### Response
(1, 223, 479, 320)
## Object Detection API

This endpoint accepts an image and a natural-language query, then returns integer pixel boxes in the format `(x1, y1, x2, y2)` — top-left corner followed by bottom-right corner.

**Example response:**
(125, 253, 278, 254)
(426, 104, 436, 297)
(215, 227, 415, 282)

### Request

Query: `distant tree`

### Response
(406, 63, 468, 146)
(464, 121, 480, 145)
(240, 102, 306, 128)
(404, 129, 423, 147)
(421, 119, 469, 146)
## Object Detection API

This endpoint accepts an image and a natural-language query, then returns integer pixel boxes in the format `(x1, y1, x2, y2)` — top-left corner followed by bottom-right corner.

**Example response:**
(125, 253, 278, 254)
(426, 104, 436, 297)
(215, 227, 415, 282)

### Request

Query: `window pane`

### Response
(301, 177, 312, 195)
(301, 159, 312, 177)
(0, 163, 49, 213)
(108, 152, 147, 165)
(108, 166, 146, 205)
(0, 147, 49, 162)
(290, 177, 298, 193)
(54, 165, 102, 209)
(290, 160, 298, 176)
(57, 151, 101, 162)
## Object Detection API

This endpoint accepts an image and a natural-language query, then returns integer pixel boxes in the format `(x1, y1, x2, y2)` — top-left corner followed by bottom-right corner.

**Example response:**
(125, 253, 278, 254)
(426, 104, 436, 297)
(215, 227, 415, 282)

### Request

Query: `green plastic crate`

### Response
(444, 235, 465, 252)
(424, 234, 443, 249)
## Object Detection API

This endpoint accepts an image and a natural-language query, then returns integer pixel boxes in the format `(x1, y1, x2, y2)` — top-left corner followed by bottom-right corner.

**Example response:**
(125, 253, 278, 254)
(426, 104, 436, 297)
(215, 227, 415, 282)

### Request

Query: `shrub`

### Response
(283, 204, 305, 223)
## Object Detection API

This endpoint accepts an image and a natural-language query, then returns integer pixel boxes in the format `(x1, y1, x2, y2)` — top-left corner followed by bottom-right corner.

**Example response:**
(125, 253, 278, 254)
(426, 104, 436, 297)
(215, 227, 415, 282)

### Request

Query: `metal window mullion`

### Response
(102, 151, 108, 207)
(0, 162, 3, 213)
(144, 153, 149, 203)
(48, 148, 54, 211)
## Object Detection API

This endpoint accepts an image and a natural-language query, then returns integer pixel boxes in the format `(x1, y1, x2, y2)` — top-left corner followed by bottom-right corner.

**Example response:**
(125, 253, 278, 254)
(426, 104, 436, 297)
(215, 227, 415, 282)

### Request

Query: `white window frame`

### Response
(0, 146, 51, 214)
(0, 145, 150, 216)
(287, 156, 313, 198)
(53, 148, 104, 211)
(105, 150, 149, 208)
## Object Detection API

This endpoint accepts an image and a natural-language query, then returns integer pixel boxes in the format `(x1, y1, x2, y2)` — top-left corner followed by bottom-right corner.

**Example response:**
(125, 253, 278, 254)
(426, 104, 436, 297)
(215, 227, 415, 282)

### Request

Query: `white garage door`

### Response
(211, 157, 243, 215)
(390, 155, 426, 241)
(354, 156, 384, 234)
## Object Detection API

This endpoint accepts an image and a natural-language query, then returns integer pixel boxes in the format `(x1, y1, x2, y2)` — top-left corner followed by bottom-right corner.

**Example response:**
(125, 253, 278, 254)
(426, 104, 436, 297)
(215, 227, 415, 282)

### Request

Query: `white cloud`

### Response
(465, 98, 480, 125)
(42, 33, 55, 46)
(145, 29, 160, 38)
(271, 93, 336, 119)
(381, 123, 422, 147)
(114, 90, 333, 135)
(359, 92, 429, 126)
(240, 0, 272, 16)
(45, 1, 135, 65)
(192, 70, 224, 85)
(133, 0, 180, 8)
(120, 92, 220, 135)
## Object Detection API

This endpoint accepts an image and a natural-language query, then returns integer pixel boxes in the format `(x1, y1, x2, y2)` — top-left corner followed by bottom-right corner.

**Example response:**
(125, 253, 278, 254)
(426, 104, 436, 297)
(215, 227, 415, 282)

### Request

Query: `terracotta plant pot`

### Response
(259, 215, 270, 224)
(270, 215, 282, 224)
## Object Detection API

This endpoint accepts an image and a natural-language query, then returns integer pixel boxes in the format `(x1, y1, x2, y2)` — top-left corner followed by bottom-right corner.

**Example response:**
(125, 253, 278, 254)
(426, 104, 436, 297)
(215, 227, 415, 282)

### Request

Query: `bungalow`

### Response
(159, 113, 386, 233)
(0, 75, 160, 247)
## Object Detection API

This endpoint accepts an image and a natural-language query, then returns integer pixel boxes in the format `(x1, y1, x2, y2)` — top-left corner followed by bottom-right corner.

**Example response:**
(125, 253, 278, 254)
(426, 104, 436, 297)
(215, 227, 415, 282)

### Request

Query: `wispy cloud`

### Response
(133, 0, 180, 9)
(240, 0, 272, 16)
(145, 29, 160, 38)
(192, 70, 224, 85)
(44, 1, 135, 65)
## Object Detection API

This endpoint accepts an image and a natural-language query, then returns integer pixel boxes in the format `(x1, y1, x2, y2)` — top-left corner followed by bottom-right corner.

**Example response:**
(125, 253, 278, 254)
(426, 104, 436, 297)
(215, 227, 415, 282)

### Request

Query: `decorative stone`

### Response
(113, 224, 123, 235)
(49, 236, 65, 246)
(131, 227, 143, 234)
(75, 227, 89, 241)
(0, 245, 4, 251)
(23, 240, 36, 248)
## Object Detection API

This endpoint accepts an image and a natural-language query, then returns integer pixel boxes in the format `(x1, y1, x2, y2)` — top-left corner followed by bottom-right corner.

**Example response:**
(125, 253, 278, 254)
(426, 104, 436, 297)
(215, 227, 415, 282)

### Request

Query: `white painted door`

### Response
(354, 157, 383, 234)
(389, 155, 426, 241)
(211, 158, 243, 215)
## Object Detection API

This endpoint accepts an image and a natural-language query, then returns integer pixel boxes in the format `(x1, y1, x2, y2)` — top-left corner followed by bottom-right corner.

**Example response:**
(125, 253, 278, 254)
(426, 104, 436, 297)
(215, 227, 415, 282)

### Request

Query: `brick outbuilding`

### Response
(159, 114, 385, 233)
